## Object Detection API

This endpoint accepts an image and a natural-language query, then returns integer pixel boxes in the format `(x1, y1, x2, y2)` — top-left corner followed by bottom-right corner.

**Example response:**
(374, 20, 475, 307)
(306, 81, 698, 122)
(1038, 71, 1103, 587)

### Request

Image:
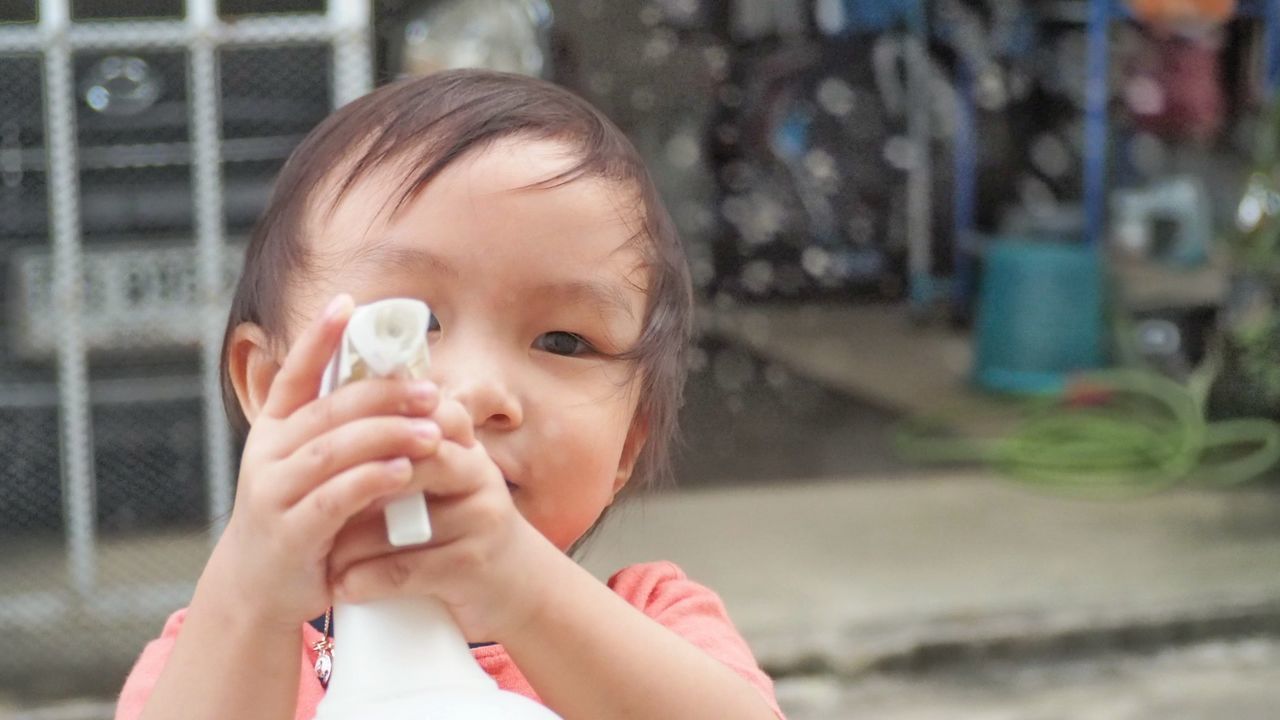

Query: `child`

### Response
(115, 69, 782, 720)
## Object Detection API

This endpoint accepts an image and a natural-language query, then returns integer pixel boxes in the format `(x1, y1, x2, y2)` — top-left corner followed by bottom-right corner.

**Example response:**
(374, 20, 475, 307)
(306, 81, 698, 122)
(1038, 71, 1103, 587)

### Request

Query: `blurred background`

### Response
(4, 0, 1280, 718)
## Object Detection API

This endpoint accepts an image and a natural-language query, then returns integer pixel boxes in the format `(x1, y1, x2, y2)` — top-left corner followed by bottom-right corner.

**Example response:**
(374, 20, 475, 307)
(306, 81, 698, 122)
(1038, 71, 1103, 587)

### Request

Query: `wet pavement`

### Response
(777, 636, 1280, 720)
(582, 476, 1280, 720)
(675, 335, 909, 486)
(11, 634, 1280, 720)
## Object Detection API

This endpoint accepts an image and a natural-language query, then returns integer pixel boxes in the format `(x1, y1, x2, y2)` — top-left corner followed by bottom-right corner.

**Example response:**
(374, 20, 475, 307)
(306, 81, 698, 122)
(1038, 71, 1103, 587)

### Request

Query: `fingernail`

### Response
(412, 420, 440, 441)
(387, 457, 412, 478)
(323, 294, 353, 321)
(409, 381, 436, 402)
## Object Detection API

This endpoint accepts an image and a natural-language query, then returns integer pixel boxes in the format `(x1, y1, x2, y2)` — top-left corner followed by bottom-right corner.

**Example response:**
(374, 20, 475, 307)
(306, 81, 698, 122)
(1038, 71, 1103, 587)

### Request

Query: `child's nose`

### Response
(433, 355, 522, 431)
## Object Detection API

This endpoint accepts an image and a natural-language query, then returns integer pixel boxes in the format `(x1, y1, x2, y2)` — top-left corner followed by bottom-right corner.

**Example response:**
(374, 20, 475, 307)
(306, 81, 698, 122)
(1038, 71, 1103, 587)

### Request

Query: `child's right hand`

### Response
(208, 294, 444, 629)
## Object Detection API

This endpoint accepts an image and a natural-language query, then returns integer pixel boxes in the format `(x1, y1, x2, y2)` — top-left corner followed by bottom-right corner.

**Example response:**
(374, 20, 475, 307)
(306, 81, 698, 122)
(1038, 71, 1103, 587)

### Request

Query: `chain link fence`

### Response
(0, 0, 370, 696)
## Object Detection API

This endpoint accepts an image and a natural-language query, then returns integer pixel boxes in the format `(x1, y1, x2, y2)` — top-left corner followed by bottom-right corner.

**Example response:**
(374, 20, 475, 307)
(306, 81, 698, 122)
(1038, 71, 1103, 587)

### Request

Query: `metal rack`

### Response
(949, 0, 1280, 317)
(0, 0, 371, 634)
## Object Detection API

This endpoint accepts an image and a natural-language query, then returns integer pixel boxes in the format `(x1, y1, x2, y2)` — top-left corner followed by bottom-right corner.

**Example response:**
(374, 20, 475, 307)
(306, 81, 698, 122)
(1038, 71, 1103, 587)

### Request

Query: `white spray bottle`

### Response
(312, 298, 561, 720)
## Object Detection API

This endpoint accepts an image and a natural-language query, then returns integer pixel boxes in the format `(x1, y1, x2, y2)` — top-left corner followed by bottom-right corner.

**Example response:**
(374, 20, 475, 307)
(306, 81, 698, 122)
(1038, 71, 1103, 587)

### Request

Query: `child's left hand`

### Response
(325, 395, 556, 643)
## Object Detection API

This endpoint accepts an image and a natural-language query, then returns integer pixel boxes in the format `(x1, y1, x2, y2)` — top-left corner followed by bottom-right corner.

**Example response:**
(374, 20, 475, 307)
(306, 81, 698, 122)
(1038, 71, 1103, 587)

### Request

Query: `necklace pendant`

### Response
(312, 638, 333, 688)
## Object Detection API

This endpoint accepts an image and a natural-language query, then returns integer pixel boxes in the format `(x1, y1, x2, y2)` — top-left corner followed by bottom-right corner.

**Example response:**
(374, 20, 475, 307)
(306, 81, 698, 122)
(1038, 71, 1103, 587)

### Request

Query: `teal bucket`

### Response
(973, 239, 1106, 394)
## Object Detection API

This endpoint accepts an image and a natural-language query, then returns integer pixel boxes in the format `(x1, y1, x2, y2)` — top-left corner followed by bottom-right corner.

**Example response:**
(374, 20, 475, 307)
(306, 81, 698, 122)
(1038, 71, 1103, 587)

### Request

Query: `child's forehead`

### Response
(294, 137, 650, 309)
(308, 137, 643, 257)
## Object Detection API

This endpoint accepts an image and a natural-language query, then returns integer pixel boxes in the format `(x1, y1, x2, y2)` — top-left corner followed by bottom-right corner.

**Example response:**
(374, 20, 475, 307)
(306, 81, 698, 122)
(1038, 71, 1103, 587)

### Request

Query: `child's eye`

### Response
(427, 314, 441, 333)
(534, 331, 591, 356)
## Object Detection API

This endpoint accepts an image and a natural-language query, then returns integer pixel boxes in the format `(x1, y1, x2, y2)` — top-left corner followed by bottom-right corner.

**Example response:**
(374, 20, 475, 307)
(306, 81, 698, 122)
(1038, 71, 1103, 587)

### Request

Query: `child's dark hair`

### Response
(220, 69, 693, 499)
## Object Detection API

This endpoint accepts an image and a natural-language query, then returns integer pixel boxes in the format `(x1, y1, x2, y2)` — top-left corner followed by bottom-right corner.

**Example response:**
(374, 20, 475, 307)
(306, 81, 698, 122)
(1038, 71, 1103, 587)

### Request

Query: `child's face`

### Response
(288, 138, 649, 551)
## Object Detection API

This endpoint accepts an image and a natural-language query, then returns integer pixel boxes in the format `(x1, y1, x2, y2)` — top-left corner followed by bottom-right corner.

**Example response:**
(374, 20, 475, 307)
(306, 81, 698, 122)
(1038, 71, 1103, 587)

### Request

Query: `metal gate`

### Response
(0, 0, 371, 690)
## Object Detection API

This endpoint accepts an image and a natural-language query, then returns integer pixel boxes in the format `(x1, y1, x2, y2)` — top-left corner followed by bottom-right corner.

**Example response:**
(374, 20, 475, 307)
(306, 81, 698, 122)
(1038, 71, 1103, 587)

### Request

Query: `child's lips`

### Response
(491, 456, 519, 492)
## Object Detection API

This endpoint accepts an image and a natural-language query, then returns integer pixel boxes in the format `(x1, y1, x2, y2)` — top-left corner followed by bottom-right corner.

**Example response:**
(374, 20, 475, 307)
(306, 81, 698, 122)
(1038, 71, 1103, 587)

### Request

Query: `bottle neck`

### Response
(322, 597, 496, 705)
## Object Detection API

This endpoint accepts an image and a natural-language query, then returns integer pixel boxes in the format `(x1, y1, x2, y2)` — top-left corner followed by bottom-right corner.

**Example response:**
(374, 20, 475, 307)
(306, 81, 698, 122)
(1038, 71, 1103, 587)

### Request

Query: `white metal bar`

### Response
(187, 0, 235, 540)
(0, 376, 207, 409)
(16, 135, 305, 171)
(0, 15, 336, 53)
(40, 0, 98, 599)
(329, 0, 373, 107)
(11, 241, 250, 358)
(0, 25, 44, 53)
(87, 582, 198, 620)
(0, 582, 195, 628)
(0, 591, 68, 626)
(904, 33, 932, 290)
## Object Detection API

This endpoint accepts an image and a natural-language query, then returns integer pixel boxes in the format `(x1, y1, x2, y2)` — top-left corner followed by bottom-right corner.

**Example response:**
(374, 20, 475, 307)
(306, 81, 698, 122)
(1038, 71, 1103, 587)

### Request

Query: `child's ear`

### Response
(227, 322, 281, 426)
(613, 414, 649, 495)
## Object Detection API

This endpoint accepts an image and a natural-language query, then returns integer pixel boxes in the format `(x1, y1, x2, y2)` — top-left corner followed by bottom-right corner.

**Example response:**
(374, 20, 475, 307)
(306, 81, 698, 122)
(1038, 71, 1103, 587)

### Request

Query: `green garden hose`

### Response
(896, 369, 1280, 497)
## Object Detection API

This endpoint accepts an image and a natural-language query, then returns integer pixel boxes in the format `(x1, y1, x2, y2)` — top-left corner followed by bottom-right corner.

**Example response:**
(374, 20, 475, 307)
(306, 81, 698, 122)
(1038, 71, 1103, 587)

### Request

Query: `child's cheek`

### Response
(541, 414, 612, 483)
(541, 415, 570, 447)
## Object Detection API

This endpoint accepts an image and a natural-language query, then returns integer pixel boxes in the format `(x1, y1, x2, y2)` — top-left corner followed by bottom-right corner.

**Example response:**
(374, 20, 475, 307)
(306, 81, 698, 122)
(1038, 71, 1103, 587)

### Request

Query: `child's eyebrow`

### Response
(355, 243, 637, 320)
(529, 278, 637, 321)
(354, 243, 462, 281)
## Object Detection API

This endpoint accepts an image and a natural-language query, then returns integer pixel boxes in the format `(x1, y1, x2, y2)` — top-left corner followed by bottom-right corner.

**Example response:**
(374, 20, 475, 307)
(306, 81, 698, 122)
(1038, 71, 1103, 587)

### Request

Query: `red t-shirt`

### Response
(115, 562, 784, 718)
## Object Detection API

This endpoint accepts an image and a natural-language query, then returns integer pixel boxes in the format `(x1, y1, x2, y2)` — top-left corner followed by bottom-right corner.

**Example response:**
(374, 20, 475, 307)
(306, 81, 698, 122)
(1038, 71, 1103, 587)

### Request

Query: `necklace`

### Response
(311, 607, 334, 688)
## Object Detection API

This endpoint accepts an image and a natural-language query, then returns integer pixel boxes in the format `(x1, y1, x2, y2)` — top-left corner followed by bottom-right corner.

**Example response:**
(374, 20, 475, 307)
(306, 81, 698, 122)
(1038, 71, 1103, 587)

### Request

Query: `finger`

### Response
(259, 294, 354, 421)
(404, 441, 499, 498)
(285, 457, 415, 549)
(325, 437, 500, 539)
(431, 397, 476, 447)
(328, 509, 402, 579)
(274, 378, 440, 458)
(329, 491, 483, 579)
(331, 488, 531, 606)
(332, 545, 451, 605)
(273, 415, 442, 507)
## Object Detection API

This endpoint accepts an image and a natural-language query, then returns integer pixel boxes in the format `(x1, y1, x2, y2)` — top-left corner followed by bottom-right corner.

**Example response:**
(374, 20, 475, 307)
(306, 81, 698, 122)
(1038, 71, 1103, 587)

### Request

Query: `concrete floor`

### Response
(581, 474, 1280, 675)
(6, 474, 1280, 718)
(705, 303, 981, 420)
(777, 636, 1280, 720)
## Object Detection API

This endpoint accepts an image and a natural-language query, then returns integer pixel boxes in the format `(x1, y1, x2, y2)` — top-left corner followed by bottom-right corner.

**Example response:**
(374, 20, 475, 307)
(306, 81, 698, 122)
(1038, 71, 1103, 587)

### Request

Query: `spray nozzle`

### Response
(322, 298, 433, 547)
